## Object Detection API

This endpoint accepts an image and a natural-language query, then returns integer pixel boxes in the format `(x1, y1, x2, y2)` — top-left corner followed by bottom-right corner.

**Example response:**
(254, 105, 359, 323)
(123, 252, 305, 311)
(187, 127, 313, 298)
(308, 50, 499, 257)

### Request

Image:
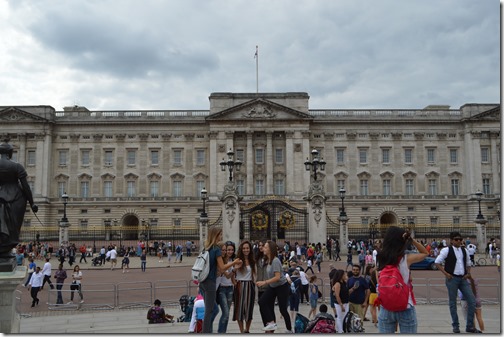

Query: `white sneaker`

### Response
(80, 300, 85, 303)
(262, 322, 277, 331)
(67, 301, 73, 305)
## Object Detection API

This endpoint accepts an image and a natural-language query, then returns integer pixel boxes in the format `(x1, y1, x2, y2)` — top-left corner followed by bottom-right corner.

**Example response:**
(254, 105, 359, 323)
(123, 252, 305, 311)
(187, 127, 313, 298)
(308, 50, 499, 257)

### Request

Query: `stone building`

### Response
(0, 92, 500, 246)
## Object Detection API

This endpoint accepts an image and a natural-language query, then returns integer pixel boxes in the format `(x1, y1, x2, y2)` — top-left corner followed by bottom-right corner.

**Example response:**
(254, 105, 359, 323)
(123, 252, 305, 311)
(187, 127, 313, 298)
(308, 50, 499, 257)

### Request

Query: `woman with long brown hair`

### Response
(256, 240, 292, 332)
(199, 227, 242, 333)
(232, 240, 256, 333)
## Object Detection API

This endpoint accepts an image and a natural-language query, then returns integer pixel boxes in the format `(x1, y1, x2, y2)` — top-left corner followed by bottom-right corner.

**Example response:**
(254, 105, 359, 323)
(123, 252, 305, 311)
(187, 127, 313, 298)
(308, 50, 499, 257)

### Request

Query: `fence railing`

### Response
(17, 277, 500, 317)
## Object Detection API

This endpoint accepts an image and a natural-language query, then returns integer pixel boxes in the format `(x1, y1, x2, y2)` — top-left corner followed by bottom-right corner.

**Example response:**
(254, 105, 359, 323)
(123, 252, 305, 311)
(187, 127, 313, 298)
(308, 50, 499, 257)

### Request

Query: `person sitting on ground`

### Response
(147, 299, 174, 324)
(305, 303, 336, 333)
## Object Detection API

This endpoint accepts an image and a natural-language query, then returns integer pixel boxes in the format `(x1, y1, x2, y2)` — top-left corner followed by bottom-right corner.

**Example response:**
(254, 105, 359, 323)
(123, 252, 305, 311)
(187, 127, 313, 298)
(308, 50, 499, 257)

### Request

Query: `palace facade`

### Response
(1, 92, 500, 244)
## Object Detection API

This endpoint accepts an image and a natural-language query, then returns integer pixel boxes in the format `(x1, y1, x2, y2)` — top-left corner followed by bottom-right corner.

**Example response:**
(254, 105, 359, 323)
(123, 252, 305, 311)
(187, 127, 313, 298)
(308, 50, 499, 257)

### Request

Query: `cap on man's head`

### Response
(450, 231, 462, 240)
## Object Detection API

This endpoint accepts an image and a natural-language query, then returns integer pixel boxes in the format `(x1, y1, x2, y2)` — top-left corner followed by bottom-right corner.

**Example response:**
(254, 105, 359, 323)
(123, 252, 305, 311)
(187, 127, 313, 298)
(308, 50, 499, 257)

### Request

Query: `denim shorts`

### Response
(310, 298, 317, 308)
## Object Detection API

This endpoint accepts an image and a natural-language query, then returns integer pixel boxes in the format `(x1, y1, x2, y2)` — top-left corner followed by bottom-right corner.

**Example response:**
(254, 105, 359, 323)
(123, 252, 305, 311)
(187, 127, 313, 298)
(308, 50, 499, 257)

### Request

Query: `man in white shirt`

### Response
(28, 266, 43, 307)
(109, 247, 118, 270)
(41, 258, 54, 290)
(434, 231, 479, 333)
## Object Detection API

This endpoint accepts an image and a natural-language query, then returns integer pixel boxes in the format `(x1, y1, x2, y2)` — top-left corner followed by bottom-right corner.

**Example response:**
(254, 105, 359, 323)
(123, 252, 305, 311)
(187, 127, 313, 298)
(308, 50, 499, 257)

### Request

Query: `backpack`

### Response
(294, 313, 309, 333)
(375, 264, 413, 312)
(310, 318, 336, 333)
(343, 311, 365, 333)
(176, 245, 181, 253)
(191, 249, 210, 283)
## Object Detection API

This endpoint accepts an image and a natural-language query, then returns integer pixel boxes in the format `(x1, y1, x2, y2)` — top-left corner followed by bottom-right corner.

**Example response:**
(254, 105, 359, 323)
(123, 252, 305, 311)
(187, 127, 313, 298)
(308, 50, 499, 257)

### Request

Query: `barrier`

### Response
(14, 290, 31, 318)
(117, 281, 153, 309)
(153, 280, 191, 308)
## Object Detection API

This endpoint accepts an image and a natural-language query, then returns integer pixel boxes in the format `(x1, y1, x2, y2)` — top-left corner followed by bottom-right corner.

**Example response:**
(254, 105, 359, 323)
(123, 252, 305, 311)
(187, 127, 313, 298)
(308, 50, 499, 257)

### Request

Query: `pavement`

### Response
(15, 253, 502, 334)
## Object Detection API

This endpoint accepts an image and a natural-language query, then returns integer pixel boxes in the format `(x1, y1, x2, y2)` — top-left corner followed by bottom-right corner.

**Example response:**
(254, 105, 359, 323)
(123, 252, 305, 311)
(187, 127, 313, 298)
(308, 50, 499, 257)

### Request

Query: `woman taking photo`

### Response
(256, 240, 292, 333)
(376, 226, 428, 333)
(216, 241, 235, 333)
(332, 269, 349, 333)
(69, 265, 84, 304)
(232, 240, 256, 333)
(199, 227, 242, 333)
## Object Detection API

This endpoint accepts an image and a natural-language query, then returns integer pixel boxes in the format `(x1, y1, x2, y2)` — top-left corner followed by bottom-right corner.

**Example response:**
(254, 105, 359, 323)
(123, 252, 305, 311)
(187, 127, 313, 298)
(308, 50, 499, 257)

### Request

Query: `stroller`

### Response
(91, 256, 102, 266)
(177, 295, 195, 323)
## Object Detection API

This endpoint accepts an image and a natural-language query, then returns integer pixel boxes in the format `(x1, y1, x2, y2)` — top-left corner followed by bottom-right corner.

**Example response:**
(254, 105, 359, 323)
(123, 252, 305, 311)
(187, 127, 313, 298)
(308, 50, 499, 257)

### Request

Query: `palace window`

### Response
(451, 179, 459, 196)
(450, 149, 458, 164)
(360, 179, 368, 195)
(359, 149, 367, 164)
(196, 149, 205, 165)
(255, 148, 264, 164)
(382, 179, 391, 196)
(127, 149, 136, 165)
(104, 150, 113, 166)
(127, 181, 136, 197)
(104, 181, 113, 197)
(150, 181, 159, 197)
(27, 150, 36, 165)
(481, 147, 490, 163)
(404, 148, 413, 164)
(150, 150, 159, 165)
(81, 150, 90, 166)
(336, 149, 345, 165)
(59, 150, 68, 166)
(382, 148, 390, 164)
(428, 179, 437, 195)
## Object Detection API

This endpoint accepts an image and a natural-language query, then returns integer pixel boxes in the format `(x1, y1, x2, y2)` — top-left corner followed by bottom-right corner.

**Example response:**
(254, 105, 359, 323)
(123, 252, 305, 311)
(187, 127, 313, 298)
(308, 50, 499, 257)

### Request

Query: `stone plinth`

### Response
(0, 266, 26, 333)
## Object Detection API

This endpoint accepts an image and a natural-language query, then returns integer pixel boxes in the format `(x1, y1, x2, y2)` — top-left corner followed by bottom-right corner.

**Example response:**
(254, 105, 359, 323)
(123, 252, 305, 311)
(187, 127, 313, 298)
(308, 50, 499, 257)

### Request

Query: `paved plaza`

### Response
(15, 254, 502, 334)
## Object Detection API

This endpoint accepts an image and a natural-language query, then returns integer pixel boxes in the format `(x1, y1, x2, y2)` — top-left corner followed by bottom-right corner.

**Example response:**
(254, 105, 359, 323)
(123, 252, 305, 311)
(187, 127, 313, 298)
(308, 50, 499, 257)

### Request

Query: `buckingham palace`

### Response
(1, 92, 500, 248)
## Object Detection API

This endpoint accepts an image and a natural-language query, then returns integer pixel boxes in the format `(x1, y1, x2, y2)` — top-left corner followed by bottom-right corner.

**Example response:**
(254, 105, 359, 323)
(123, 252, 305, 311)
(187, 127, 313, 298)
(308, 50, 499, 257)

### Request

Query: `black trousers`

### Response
(258, 282, 292, 331)
(42, 275, 53, 288)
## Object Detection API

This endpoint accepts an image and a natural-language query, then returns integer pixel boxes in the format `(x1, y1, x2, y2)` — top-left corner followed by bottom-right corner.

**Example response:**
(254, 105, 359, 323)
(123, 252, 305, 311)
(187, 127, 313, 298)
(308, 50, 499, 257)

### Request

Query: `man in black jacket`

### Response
(435, 231, 479, 333)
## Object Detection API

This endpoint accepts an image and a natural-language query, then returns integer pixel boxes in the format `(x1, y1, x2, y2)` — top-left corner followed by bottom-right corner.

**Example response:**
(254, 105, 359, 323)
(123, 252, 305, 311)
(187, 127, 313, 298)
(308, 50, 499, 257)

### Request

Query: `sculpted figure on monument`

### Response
(0, 139, 38, 257)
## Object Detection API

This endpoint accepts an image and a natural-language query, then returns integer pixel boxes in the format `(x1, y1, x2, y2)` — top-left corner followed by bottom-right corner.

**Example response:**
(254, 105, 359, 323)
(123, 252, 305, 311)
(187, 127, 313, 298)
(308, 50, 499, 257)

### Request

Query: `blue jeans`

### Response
(141, 261, 146, 272)
(56, 283, 64, 304)
(446, 276, 476, 330)
(378, 306, 417, 333)
(217, 285, 233, 333)
(199, 279, 220, 333)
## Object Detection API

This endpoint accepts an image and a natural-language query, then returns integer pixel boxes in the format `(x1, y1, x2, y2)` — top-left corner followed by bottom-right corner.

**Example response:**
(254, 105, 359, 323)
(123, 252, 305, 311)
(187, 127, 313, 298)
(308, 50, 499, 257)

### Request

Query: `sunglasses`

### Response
(452, 238, 463, 241)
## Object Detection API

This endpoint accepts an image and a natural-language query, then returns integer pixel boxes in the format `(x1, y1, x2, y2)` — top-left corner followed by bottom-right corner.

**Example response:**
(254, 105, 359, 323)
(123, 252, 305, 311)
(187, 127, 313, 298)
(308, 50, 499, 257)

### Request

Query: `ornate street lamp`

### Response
(339, 188, 347, 219)
(220, 148, 242, 182)
(475, 191, 485, 222)
(199, 187, 209, 249)
(92, 225, 96, 254)
(338, 188, 349, 254)
(59, 192, 70, 247)
(61, 192, 69, 223)
(304, 149, 326, 181)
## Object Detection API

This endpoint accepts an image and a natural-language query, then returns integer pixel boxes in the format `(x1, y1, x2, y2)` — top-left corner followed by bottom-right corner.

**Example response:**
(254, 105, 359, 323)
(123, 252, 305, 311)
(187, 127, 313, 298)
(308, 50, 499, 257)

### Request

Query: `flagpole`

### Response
(255, 45, 259, 95)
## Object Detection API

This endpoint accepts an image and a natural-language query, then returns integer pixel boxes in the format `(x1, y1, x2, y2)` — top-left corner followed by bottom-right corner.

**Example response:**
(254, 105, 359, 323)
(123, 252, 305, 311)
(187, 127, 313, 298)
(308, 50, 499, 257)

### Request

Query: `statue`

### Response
(0, 139, 38, 259)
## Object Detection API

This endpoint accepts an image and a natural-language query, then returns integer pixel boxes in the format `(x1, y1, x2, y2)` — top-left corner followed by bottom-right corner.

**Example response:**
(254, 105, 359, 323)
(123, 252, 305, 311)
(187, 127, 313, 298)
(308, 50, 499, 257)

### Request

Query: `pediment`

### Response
(206, 98, 313, 121)
(463, 105, 501, 122)
(0, 107, 49, 122)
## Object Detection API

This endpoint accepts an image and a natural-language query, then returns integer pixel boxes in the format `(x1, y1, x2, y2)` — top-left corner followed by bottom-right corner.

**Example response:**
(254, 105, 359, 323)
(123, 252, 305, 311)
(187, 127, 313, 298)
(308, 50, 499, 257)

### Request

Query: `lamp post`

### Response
(338, 188, 349, 254)
(144, 220, 150, 255)
(304, 149, 326, 181)
(199, 187, 209, 250)
(220, 148, 242, 182)
(370, 217, 378, 242)
(475, 190, 487, 253)
(59, 192, 70, 247)
(92, 225, 96, 254)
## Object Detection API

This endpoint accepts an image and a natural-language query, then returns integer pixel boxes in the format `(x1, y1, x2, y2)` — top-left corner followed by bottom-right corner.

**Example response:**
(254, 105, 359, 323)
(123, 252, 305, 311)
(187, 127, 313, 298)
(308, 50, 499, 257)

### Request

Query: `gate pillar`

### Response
(305, 181, 327, 245)
(221, 182, 241, 245)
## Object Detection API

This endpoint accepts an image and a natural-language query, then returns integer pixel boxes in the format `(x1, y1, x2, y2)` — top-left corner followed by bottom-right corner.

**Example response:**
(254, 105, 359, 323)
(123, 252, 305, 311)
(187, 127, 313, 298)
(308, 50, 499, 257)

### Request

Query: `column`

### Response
(246, 132, 254, 195)
(266, 131, 273, 194)
(221, 194, 240, 245)
(209, 131, 218, 194)
(302, 131, 311, 190)
(490, 134, 500, 195)
(17, 133, 27, 165)
(307, 195, 327, 245)
(285, 131, 294, 194)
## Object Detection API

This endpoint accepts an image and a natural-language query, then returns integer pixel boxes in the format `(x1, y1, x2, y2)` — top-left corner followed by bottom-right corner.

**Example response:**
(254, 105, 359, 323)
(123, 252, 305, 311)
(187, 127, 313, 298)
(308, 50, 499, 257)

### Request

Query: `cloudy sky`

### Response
(0, 0, 500, 111)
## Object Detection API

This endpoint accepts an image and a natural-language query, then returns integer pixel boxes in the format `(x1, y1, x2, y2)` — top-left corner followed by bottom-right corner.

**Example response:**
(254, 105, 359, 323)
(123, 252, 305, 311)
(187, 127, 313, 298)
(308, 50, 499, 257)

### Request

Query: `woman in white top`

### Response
(216, 241, 235, 333)
(376, 226, 427, 333)
(232, 240, 256, 333)
(69, 265, 84, 304)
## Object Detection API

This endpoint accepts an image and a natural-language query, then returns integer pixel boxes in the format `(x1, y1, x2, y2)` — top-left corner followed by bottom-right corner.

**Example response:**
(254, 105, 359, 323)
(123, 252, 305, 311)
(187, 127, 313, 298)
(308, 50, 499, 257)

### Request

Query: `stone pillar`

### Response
(0, 266, 26, 333)
(305, 181, 326, 245)
(339, 218, 349, 256)
(199, 215, 209, 249)
(221, 182, 241, 245)
(59, 221, 70, 248)
(475, 220, 487, 254)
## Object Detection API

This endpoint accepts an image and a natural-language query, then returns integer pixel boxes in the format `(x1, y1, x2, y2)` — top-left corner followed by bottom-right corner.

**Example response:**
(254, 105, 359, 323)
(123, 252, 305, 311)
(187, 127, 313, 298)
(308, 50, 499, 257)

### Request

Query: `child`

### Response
(459, 277, 484, 333)
(496, 251, 500, 272)
(289, 270, 302, 325)
(189, 294, 205, 333)
(306, 258, 315, 274)
(308, 275, 319, 319)
(346, 250, 353, 271)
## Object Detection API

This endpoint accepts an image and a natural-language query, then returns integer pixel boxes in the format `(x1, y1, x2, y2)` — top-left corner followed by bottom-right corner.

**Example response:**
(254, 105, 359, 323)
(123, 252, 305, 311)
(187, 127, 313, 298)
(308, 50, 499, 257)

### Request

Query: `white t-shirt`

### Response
(372, 249, 378, 266)
(109, 249, 118, 259)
